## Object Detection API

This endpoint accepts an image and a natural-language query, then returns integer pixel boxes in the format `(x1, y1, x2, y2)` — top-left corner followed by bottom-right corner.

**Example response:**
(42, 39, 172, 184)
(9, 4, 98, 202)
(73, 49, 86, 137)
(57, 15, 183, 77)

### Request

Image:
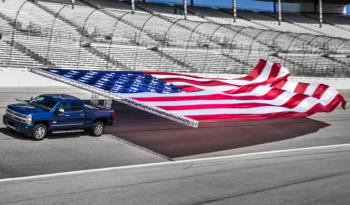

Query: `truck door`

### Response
(53, 102, 70, 130)
(66, 101, 85, 129)
(54, 101, 84, 130)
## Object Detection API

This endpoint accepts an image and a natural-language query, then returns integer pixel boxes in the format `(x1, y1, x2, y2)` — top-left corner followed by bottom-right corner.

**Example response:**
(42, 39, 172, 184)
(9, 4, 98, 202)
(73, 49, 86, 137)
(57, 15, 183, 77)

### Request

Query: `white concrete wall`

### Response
(0, 69, 69, 87)
(1, 70, 349, 89)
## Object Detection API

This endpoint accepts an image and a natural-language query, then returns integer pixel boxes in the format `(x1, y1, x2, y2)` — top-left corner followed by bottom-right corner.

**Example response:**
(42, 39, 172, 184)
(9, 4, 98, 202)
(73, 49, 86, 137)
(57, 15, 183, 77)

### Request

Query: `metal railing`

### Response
(1, 0, 350, 77)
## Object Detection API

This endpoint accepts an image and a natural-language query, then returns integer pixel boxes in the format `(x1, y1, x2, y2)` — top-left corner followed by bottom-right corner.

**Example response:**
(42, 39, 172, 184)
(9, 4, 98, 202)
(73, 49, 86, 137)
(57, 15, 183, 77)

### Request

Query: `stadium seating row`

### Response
(0, 0, 349, 77)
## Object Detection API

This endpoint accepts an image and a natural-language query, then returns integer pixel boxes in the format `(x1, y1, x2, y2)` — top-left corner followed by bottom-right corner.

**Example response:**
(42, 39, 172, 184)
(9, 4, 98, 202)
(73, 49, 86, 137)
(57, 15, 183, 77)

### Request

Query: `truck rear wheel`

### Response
(32, 124, 47, 140)
(91, 121, 104, 136)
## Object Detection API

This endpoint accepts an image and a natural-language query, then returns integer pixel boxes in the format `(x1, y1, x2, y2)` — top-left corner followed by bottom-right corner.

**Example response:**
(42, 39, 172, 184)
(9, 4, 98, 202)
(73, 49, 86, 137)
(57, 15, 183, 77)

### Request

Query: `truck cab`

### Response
(3, 94, 115, 140)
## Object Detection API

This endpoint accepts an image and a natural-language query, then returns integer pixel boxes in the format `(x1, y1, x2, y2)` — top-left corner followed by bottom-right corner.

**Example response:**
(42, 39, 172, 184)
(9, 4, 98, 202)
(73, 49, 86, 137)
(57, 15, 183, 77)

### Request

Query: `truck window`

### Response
(71, 102, 83, 112)
(58, 102, 69, 111)
(29, 96, 58, 111)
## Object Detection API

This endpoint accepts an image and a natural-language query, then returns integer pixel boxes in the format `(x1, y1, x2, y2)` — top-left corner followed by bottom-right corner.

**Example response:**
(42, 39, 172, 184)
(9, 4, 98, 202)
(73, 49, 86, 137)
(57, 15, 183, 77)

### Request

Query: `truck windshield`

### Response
(29, 96, 58, 111)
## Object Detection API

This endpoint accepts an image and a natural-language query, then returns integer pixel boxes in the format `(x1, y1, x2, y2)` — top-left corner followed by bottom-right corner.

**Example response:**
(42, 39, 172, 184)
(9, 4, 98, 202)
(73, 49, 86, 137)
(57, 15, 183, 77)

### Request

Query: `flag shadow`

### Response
(105, 102, 330, 158)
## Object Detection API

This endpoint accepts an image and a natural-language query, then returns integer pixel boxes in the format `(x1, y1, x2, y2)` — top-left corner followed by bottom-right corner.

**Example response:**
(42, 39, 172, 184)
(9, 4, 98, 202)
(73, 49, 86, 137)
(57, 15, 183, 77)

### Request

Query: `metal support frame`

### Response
(158, 18, 185, 71)
(203, 24, 226, 72)
(182, 21, 208, 72)
(103, 98, 113, 110)
(232, 0, 237, 23)
(47, 4, 70, 61)
(248, 30, 269, 60)
(91, 91, 112, 109)
(106, 11, 132, 70)
(184, 0, 187, 20)
(131, 0, 135, 14)
(91, 93, 99, 106)
(77, 8, 107, 69)
(319, 0, 323, 28)
(30, 68, 199, 128)
(133, 14, 159, 70)
(278, 0, 282, 25)
(8, 0, 30, 67)
(223, 27, 249, 71)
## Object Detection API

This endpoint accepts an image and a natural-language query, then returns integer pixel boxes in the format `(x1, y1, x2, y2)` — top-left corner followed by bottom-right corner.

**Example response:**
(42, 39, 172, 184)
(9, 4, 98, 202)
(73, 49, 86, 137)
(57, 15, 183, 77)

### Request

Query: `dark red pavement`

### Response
(105, 102, 329, 158)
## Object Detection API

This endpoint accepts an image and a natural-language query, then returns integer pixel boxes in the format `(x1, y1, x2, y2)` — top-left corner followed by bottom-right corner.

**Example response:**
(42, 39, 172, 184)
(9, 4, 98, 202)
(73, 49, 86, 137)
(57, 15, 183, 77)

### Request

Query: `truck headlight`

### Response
(26, 115, 32, 124)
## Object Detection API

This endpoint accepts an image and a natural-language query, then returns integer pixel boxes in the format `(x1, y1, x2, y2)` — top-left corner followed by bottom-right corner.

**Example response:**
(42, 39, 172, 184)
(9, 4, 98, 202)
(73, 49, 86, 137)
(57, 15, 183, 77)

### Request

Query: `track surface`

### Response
(0, 86, 349, 204)
(110, 108, 350, 159)
(107, 89, 350, 159)
(0, 87, 349, 176)
(1, 144, 350, 205)
(0, 87, 167, 179)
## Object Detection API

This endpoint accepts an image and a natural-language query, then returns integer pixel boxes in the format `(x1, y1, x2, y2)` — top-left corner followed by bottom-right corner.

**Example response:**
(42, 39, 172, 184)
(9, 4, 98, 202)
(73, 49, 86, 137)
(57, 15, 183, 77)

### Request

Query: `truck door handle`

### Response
(65, 115, 70, 117)
(80, 114, 85, 116)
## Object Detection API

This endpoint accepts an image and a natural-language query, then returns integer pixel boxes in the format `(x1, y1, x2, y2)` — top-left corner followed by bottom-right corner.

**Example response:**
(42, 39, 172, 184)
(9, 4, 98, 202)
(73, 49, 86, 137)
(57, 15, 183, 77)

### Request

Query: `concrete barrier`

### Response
(0, 69, 69, 87)
(1, 69, 349, 90)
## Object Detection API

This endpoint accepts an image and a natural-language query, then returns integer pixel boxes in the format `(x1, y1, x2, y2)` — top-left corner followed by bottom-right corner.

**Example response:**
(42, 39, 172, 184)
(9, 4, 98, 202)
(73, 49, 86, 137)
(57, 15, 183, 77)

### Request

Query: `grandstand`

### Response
(0, 0, 349, 77)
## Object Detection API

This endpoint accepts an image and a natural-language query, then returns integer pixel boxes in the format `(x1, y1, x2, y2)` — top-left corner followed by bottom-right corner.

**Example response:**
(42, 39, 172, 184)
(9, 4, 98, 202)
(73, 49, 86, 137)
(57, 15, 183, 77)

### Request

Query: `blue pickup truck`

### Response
(3, 94, 115, 140)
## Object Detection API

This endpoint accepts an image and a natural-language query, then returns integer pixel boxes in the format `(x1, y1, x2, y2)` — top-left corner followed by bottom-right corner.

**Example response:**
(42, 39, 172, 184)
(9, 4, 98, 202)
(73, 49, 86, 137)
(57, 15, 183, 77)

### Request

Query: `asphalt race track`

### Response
(0, 86, 349, 204)
(0, 87, 167, 178)
(0, 144, 350, 205)
(109, 107, 349, 159)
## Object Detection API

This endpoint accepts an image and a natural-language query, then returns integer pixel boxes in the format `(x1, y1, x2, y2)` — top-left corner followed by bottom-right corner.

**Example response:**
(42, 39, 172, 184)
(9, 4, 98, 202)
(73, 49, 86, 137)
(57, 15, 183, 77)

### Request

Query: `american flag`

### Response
(43, 59, 346, 123)
(120, 59, 346, 121)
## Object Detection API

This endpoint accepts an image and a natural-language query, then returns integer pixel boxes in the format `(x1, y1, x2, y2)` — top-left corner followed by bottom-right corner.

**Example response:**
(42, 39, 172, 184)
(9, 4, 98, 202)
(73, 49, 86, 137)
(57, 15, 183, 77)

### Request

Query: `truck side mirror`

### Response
(58, 108, 64, 114)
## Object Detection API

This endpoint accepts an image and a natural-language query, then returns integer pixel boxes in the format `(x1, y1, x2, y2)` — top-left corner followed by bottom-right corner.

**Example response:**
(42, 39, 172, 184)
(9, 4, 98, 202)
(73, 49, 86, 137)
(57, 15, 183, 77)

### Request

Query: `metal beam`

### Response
(91, 93, 99, 106)
(319, 0, 323, 28)
(233, 0, 237, 23)
(131, 0, 135, 14)
(30, 68, 199, 128)
(278, 0, 282, 25)
(184, 0, 187, 20)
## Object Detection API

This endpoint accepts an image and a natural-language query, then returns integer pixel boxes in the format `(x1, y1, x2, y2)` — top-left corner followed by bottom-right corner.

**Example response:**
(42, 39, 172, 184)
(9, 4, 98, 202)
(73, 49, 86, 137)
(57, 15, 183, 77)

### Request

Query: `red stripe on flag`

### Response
(237, 59, 267, 81)
(144, 71, 225, 80)
(306, 94, 345, 113)
(161, 78, 236, 87)
(131, 88, 285, 102)
(176, 85, 203, 92)
(157, 103, 271, 111)
(224, 84, 260, 94)
(294, 82, 309, 94)
(271, 79, 287, 89)
(312, 84, 329, 99)
(187, 112, 308, 121)
(186, 94, 346, 121)
(266, 62, 281, 84)
(281, 93, 308, 109)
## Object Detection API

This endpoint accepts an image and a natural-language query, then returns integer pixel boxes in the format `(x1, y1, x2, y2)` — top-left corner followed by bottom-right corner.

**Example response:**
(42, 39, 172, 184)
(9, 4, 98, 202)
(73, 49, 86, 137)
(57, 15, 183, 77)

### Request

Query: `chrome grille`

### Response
(6, 109, 27, 123)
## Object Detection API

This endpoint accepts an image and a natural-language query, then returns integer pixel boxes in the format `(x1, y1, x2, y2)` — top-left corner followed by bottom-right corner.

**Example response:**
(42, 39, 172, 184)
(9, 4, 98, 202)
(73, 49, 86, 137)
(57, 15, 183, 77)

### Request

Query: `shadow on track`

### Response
(106, 102, 330, 158)
(0, 127, 85, 140)
(0, 128, 32, 140)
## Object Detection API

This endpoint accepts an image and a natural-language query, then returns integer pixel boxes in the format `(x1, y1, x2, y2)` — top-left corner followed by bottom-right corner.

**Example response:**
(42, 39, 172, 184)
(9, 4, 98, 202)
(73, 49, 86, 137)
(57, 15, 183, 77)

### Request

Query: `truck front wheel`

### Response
(91, 121, 104, 136)
(32, 124, 47, 140)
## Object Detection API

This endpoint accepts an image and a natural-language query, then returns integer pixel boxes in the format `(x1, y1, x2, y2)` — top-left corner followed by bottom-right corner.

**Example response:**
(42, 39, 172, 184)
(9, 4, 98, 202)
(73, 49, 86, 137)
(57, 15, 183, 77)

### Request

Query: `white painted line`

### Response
(1, 143, 350, 183)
